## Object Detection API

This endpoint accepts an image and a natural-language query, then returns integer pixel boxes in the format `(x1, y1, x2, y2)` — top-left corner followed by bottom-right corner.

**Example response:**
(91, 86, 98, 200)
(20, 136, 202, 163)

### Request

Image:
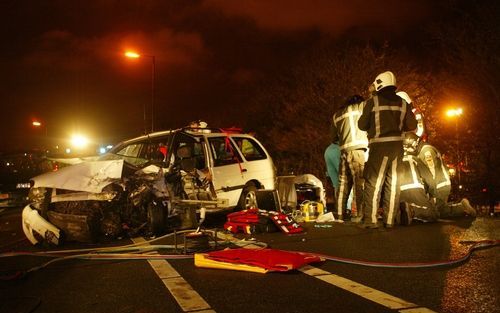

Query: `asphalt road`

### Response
(0, 208, 499, 313)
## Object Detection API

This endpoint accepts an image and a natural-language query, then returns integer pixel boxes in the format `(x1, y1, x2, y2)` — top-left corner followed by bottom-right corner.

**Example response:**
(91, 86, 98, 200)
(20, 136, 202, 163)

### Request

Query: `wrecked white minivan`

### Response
(22, 127, 276, 245)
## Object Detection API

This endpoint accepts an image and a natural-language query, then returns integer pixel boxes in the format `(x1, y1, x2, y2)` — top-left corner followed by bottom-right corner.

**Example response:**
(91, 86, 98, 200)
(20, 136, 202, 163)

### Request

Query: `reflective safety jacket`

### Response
(331, 102, 368, 151)
(399, 154, 436, 196)
(417, 143, 451, 190)
(358, 87, 417, 145)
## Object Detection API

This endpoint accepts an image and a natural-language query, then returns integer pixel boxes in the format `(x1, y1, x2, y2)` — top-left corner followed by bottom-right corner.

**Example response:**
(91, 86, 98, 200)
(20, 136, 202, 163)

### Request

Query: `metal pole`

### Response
(143, 90, 147, 135)
(456, 119, 461, 188)
(151, 55, 155, 133)
(45, 124, 49, 152)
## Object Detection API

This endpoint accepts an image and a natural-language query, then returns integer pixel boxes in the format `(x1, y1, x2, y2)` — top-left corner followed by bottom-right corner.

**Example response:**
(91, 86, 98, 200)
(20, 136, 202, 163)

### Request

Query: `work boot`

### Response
(400, 202, 413, 226)
(357, 221, 379, 229)
(461, 198, 477, 217)
(335, 214, 345, 223)
(350, 215, 363, 223)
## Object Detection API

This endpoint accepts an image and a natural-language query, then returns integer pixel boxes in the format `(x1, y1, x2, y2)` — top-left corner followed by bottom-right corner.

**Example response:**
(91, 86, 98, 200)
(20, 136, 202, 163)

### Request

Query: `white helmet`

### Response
(373, 71, 396, 91)
(396, 91, 412, 104)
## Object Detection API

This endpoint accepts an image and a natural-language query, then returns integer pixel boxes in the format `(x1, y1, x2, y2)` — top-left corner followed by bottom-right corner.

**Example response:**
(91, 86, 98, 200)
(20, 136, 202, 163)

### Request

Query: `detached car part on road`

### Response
(22, 127, 276, 245)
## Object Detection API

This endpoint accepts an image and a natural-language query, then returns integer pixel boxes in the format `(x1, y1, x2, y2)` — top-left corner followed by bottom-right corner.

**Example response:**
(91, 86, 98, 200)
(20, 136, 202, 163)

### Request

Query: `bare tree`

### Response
(249, 40, 434, 180)
(426, 1, 500, 206)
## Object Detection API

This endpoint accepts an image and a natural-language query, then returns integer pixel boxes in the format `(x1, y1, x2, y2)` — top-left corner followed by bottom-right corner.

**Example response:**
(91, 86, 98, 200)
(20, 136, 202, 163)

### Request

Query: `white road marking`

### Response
(217, 232, 438, 312)
(132, 237, 215, 313)
(300, 265, 437, 312)
(399, 308, 439, 313)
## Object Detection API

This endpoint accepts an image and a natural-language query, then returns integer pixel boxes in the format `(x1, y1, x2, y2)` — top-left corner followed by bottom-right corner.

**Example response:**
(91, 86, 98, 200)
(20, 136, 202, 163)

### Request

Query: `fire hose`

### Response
(0, 228, 265, 280)
(0, 235, 498, 280)
(309, 239, 500, 268)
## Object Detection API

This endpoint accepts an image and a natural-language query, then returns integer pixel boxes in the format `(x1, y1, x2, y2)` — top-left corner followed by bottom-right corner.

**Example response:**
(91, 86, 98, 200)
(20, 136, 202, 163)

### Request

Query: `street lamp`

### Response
(446, 107, 463, 190)
(32, 120, 50, 151)
(32, 120, 48, 135)
(124, 50, 156, 134)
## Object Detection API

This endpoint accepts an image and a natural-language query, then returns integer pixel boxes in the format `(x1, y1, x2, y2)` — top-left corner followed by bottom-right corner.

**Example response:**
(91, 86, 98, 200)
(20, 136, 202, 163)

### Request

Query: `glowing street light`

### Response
(446, 107, 463, 190)
(124, 51, 140, 59)
(446, 108, 463, 117)
(71, 134, 89, 149)
(31, 119, 48, 142)
(124, 50, 156, 134)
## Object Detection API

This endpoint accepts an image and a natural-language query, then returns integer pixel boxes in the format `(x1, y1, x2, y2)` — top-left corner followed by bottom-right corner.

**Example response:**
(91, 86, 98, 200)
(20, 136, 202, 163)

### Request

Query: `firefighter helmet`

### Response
(373, 71, 396, 91)
(403, 132, 420, 155)
(397, 91, 412, 104)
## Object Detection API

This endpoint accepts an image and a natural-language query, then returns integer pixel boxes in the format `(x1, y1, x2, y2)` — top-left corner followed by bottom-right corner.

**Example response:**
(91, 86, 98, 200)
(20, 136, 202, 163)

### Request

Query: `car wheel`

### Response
(147, 201, 166, 235)
(237, 184, 258, 210)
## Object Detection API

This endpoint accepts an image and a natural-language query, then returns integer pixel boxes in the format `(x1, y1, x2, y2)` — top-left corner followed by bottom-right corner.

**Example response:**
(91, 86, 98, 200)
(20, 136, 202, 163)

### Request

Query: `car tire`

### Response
(147, 201, 166, 235)
(237, 184, 258, 211)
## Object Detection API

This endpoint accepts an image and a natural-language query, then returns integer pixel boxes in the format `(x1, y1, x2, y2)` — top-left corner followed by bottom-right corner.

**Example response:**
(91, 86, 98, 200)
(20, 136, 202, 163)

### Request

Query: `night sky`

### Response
(0, 0, 446, 151)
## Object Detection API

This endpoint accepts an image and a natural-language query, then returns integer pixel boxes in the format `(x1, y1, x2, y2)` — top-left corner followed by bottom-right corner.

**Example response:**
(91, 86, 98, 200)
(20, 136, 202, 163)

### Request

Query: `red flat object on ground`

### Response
(205, 248, 322, 272)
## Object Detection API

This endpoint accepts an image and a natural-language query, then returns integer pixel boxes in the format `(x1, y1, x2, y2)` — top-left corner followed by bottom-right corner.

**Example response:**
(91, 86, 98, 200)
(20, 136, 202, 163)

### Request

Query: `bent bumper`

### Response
(22, 205, 61, 245)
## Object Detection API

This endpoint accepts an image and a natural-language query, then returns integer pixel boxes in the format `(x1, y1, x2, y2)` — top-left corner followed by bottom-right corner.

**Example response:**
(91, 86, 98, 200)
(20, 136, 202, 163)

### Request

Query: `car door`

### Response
(231, 135, 276, 191)
(207, 136, 246, 207)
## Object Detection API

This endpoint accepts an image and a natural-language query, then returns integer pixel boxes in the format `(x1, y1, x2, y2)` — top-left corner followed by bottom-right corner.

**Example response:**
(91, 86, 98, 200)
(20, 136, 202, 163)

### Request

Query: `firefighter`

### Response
(399, 132, 439, 223)
(331, 95, 368, 222)
(358, 71, 417, 228)
(415, 134, 476, 217)
(399, 132, 476, 224)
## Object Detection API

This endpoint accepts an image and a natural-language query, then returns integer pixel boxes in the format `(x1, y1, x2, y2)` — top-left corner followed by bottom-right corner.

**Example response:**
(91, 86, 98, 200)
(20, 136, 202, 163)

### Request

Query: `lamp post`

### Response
(32, 120, 47, 136)
(32, 120, 49, 150)
(446, 107, 463, 190)
(124, 51, 156, 134)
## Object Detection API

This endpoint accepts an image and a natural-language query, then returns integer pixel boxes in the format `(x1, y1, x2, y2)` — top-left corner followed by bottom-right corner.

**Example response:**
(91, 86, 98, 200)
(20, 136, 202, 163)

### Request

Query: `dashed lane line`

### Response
(399, 308, 439, 313)
(131, 237, 215, 313)
(300, 265, 438, 313)
(217, 232, 437, 312)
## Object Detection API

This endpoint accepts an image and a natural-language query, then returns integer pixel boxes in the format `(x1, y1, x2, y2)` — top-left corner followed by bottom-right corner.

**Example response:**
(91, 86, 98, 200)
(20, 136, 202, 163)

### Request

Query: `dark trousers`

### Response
(400, 188, 439, 222)
(435, 185, 451, 212)
(362, 141, 403, 226)
(401, 184, 464, 222)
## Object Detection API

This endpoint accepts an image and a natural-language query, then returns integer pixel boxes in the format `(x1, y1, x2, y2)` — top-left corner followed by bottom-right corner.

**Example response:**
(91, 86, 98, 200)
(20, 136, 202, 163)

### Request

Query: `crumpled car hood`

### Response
(32, 160, 124, 193)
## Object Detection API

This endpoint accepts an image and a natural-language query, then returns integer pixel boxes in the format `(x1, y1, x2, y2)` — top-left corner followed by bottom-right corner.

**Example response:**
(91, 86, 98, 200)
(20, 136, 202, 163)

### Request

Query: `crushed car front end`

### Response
(21, 159, 167, 245)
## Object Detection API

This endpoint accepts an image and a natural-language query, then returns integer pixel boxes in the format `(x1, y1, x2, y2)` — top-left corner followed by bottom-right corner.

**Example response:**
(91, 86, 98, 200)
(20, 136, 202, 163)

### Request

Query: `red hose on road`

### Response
(1, 240, 498, 280)
(309, 240, 500, 268)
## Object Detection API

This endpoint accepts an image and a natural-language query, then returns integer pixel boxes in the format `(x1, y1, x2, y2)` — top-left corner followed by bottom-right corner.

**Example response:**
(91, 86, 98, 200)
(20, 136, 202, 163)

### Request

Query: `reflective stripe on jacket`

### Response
(331, 102, 368, 151)
(358, 88, 417, 145)
(418, 144, 451, 189)
(399, 155, 436, 196)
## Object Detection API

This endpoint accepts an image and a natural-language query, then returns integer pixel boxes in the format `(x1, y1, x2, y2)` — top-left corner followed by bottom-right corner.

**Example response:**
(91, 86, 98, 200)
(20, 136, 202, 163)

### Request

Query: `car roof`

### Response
(111, 128, 253, 151)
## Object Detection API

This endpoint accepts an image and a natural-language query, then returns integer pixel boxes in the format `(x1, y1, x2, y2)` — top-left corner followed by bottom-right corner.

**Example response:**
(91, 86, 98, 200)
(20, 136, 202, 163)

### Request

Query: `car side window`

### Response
(208, 137, 242, 167)
(139, 136, 171, 163)
(193, 142, 206, 169)
(233, 137, 267, 161)
(171, 133, 206, 170)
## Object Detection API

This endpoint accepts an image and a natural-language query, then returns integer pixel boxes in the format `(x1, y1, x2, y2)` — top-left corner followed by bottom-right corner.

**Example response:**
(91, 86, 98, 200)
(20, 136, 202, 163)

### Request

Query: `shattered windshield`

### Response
(99, 151, 150, 168)
(101, 135, 174, 168)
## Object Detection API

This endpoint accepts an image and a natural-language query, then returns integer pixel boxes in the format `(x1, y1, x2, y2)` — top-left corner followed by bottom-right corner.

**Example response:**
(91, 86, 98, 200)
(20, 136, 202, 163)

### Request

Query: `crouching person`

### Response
(399, 132, 475, 225)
